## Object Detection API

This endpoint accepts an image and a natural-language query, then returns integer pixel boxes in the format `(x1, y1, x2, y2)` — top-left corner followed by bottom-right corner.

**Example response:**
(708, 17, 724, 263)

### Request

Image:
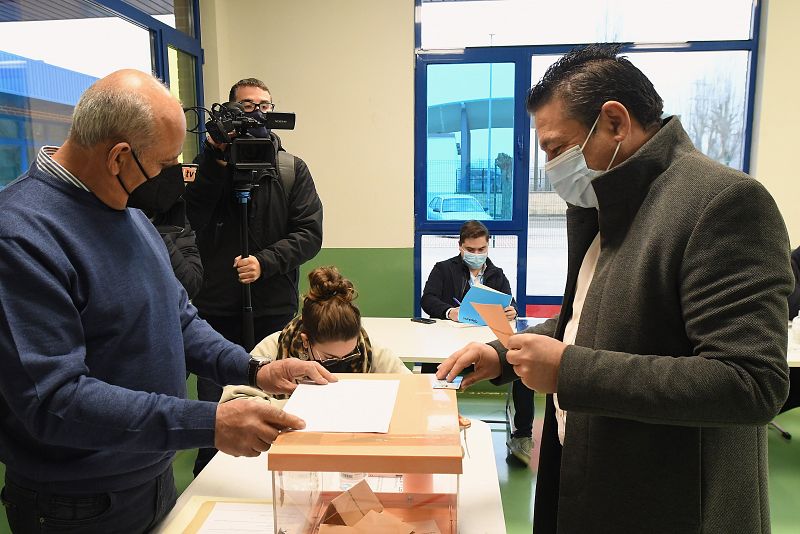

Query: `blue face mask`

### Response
(544, 113, 621, 208)
(462, 251, 488, 270)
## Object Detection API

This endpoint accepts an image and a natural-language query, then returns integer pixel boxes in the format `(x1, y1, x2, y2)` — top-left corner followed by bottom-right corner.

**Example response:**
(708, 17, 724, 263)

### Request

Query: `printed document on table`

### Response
(283, 380, 400, 433)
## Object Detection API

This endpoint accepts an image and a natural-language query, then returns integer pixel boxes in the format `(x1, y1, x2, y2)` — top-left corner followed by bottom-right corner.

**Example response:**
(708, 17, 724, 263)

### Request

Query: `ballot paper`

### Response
(283, 380, 400, 433)
(471, 302, 514, 348)
(195, 502, 273, 533)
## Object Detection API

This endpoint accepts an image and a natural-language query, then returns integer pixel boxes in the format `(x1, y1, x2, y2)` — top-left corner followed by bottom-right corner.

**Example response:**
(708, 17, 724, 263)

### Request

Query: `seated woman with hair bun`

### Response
(221, 266, 409, 404)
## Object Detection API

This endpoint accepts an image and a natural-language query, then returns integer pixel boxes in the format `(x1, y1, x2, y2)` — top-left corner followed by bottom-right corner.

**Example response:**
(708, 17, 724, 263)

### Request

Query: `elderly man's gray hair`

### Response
(68, 80, 168, 152)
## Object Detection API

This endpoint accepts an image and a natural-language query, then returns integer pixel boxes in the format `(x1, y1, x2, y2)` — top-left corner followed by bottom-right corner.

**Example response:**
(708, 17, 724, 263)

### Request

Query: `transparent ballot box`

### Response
(269, 374, 462, 534)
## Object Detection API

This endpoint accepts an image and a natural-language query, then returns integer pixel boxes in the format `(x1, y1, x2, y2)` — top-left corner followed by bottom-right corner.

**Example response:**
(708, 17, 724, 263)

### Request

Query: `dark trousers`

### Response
(1, 466, 176, 534)
(193, 312, 294, 476)
(510, 380, 534, 438)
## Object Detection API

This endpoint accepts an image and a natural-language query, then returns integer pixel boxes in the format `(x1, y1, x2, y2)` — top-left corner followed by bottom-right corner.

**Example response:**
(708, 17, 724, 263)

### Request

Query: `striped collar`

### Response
(36, 146, 89, 192)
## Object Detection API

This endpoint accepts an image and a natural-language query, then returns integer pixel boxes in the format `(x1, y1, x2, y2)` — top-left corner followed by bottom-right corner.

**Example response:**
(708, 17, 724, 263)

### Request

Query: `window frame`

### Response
(95, 0, 205, 156)
(413, 0, 762, 315)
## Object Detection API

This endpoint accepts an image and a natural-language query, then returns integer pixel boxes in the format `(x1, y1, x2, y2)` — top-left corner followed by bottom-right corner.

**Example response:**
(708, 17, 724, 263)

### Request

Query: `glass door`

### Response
(414, 49, 531, 315)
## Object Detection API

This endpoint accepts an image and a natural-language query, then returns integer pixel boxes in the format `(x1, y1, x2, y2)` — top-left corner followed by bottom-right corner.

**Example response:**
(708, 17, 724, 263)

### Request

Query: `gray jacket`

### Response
(493, 117, 792, 534)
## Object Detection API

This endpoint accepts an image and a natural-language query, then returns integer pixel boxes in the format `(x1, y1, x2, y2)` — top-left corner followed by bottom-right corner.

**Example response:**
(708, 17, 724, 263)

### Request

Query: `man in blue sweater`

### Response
(0, 70, 333, 533)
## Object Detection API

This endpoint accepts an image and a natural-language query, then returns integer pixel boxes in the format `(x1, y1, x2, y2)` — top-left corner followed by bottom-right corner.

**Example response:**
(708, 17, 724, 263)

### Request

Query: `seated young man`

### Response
(421, 220, 535, 465)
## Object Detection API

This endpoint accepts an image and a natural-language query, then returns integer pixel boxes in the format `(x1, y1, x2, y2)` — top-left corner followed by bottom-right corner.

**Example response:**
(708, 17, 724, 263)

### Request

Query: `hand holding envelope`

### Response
(472, 303, 567, 393)
(471, 303, 514, 347)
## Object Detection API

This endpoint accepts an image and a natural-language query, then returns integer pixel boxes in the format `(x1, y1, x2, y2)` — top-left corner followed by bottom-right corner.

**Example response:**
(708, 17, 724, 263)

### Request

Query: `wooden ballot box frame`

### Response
(269, 374, 463, 534)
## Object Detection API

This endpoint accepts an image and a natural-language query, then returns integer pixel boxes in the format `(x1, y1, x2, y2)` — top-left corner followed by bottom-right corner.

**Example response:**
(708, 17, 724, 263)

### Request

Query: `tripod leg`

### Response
(235, 188, 256, 351)
(769, 421, 792, 441)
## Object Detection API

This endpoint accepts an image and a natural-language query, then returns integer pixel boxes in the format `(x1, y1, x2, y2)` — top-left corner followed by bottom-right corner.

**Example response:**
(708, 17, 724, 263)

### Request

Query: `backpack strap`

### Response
(277, 151, 296, 200)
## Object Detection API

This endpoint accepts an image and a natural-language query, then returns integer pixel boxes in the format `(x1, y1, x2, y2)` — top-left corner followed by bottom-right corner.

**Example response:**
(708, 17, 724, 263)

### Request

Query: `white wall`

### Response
(198, 0, 415, 249)
(751, 0, 800, 246)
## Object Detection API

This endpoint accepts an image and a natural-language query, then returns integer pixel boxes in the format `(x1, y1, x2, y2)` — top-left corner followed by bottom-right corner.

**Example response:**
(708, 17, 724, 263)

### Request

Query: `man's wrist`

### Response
(247, 357, 269, 389)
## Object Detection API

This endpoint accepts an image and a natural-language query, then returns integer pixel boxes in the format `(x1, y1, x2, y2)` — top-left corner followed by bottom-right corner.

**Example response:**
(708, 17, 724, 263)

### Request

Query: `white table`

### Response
(361, 317, 500, 364)
(154, 419, 506, 534)
(363, 316, 800, 368)
(787, 325, 800, 367)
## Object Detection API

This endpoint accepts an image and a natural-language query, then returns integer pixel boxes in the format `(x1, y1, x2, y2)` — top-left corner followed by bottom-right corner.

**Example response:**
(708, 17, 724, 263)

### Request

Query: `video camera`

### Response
(203, 102, 296, 189)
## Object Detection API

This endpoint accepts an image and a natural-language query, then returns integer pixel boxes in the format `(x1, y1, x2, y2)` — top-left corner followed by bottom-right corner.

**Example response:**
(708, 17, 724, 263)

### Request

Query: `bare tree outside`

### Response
(686, 75, 744, 169)
(495, 152, 513, 219)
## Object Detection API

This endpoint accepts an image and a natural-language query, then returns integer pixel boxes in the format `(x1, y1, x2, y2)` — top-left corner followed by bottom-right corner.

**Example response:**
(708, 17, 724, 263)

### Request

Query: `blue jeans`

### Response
(1, 466, 176, 533)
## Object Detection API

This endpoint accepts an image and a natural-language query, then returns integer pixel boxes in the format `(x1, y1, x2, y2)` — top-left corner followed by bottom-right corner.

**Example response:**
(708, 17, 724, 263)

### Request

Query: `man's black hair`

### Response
(527, 43, 663, 130)
(229, 78, 271, 102)
(459, 220, 490, 245)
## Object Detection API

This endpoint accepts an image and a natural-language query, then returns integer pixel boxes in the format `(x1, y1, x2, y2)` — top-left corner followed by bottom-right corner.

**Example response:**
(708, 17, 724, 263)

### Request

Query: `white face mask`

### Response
(544, 113, 621, 208)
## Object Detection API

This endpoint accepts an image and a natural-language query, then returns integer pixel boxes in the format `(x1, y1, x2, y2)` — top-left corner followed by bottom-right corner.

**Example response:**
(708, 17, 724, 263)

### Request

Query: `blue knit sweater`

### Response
(0, 165, 250, 492)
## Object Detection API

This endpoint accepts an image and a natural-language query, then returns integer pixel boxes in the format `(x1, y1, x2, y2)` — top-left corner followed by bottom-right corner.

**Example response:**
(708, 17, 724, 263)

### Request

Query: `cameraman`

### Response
(184, 78, 323, 475)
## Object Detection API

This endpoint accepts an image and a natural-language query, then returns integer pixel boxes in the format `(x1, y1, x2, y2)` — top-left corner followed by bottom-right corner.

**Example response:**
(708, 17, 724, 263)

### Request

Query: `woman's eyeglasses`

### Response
(310, 345, 362, 363)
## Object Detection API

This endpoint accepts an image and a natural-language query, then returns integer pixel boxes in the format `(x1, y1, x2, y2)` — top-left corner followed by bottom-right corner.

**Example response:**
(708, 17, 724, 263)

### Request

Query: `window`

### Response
(415, 0, 761, 314)
(0, 1, 203, 185)
(0, 2, 152, 185)
(168, 46, 199, 162)
(629, 51, 749, 170)
(420, 0, 754, 49)
(425, 62, 516, 222)
(124, 0, 195, 36)
(420, 234, 518, 317)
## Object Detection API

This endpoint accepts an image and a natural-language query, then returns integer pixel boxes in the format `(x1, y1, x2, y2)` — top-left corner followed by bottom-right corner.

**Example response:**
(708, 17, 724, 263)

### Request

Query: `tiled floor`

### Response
(2, 392, 799, 533)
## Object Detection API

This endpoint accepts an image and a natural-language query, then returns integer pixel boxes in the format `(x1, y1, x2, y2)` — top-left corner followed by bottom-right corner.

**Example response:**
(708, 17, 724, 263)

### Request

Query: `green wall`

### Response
(299, 248, 415, 317)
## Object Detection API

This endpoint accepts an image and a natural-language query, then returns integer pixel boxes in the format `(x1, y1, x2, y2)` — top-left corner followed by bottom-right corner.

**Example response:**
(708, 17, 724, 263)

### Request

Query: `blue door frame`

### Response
(414, 48, 533, 317)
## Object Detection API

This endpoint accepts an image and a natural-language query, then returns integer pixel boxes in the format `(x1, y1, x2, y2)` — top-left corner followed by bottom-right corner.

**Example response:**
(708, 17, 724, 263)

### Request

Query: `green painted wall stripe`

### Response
(299, 248, 414, 318)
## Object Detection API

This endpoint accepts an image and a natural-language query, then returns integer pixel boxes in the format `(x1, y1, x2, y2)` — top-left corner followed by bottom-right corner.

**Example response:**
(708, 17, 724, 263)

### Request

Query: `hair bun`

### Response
(306, 266, 356, 303)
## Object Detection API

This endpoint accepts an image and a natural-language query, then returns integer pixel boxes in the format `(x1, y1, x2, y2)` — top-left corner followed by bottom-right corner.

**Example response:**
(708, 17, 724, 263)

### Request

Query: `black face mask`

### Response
(118, 149, 185, 214)
(319, 353, 361, 374)
(243, 110, 271, 139)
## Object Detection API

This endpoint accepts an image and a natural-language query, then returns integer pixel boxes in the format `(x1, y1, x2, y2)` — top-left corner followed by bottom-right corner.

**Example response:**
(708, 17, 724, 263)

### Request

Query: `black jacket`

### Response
(421, 254, 515, 319)
(150, 212, 203, 300)
(184, 133, 323, 317)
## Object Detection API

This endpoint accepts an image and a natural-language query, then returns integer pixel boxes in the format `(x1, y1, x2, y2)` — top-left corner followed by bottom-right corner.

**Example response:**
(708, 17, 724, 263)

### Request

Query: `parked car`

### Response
(426, 194, 491, 221)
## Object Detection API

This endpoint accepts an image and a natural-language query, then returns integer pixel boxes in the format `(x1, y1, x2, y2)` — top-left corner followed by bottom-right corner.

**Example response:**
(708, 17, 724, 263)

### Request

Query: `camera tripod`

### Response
(234, 171, 259, 352)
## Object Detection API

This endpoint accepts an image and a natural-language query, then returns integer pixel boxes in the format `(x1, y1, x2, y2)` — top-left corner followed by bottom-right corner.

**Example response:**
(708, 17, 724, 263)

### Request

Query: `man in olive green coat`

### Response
(439, 44, 792, 534)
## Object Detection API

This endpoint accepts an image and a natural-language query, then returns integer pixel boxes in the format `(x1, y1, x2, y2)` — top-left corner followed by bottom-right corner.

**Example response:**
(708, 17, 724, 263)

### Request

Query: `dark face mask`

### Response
(118, 149, 185, 214)
(243, 110, 271, 139)
(319, 354, 361, 374)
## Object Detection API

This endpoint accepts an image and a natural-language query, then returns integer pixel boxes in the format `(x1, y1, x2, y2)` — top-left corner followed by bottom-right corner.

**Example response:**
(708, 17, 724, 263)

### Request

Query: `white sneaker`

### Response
(507, 436, 533, 466)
